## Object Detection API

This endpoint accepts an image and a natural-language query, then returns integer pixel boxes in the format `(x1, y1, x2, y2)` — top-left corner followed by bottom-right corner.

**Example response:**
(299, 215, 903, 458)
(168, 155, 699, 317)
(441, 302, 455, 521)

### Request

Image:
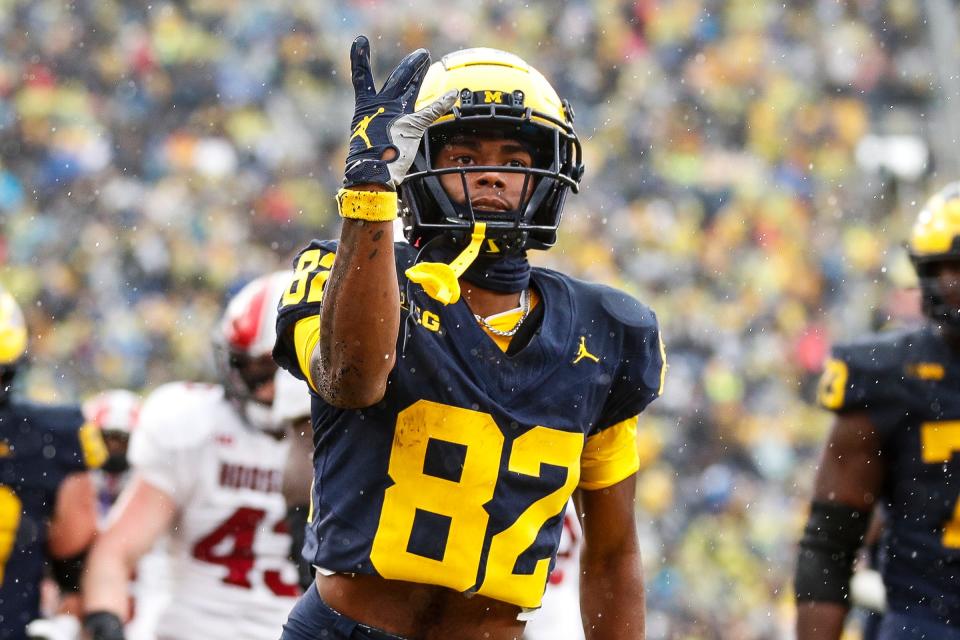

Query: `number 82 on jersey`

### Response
(369, 400, 584, 608)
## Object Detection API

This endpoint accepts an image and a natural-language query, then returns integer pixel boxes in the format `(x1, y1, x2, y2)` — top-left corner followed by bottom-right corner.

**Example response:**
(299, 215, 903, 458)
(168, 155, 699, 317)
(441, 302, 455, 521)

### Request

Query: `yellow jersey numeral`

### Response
(477, 426, 582, 604)
(369, 400, 584, 608)
(370, 402, 502, 591)
(921, 421, 960, 548)
(817, 358, 849, 410)
(282, 249, 335, 308)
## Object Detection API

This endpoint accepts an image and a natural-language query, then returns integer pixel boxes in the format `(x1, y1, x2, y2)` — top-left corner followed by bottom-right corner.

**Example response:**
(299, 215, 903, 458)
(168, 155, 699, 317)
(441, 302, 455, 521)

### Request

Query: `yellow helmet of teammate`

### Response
(909, 182, 960, 326)
(0, 287, 27, 402)
(400, 47, 584, 254)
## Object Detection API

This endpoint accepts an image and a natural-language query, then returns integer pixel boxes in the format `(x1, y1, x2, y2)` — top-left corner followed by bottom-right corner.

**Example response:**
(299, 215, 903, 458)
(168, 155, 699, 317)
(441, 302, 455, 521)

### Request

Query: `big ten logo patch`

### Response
(410, 303, 442, 333)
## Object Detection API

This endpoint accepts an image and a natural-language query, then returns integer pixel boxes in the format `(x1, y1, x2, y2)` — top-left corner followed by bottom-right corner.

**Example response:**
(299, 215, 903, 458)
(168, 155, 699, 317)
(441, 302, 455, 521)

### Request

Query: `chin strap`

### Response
(405, 222, 486, 304)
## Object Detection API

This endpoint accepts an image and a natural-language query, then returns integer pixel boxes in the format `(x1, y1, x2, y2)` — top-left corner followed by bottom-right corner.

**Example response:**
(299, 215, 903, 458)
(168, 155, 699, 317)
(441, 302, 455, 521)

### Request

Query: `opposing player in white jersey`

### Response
(28, 389, 171, 640)
(523, 500, 585, 640)
(87, 389, 172, 640)
(83, 389, 143, 518)
(81, 272, 301, 640)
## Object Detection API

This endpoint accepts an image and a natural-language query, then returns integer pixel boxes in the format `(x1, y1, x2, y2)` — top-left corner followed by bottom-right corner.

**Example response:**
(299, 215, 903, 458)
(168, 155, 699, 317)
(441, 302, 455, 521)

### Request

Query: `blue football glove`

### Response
(343, 35, 458, 190)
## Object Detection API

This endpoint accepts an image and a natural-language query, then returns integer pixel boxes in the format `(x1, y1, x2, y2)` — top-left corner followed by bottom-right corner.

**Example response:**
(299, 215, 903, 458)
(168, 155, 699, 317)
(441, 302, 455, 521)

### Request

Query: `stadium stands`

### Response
(0, 1, 938, 637)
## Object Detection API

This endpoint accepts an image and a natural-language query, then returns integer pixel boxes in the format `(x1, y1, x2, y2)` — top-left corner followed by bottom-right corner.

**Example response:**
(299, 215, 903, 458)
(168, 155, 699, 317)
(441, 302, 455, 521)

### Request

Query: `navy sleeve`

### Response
(816, 339, 913, 442)
(273, 239, 339, 380)
(592, 293, 664, 434)
(40, 404, 104, 472)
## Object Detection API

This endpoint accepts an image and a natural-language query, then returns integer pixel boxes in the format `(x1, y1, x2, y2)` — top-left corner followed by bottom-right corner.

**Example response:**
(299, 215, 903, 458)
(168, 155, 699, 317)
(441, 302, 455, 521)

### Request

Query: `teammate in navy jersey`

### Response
(0, 286, 106, 640)
(796, 183, 960, 639)
(274, 37, 665, 640)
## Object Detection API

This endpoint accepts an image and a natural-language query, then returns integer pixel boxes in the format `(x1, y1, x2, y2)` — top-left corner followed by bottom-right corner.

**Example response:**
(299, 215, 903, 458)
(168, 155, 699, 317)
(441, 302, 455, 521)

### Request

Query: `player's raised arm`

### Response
(312, 36, 456, 408)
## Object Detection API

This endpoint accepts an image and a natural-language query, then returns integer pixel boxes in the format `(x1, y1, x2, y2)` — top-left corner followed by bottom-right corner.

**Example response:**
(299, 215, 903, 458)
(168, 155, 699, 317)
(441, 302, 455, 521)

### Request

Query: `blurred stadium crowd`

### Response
(0, 0, 944, 638)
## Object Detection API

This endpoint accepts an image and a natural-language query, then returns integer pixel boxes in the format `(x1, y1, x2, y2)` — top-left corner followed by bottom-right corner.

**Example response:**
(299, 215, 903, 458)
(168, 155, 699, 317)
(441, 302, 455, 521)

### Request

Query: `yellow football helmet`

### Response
(400, 48, 583, 253)
(909, 182, 960, 325)
(0, 287, 27, 401)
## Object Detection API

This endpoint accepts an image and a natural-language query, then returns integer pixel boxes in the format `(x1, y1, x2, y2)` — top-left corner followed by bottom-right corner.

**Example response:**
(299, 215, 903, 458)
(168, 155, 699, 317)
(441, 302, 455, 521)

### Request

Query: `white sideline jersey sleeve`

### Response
(127, 382, 299, 640)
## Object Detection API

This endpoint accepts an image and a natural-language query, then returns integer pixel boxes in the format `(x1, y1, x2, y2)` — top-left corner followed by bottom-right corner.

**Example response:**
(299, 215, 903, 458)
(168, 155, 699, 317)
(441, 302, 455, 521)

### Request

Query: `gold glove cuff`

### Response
(336, 188, 398, 221)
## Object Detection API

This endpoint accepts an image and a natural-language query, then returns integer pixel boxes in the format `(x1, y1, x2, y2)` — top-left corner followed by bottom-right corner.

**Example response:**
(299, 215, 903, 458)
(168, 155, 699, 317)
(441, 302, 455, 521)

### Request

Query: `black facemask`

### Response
(101, 454, 129, 474)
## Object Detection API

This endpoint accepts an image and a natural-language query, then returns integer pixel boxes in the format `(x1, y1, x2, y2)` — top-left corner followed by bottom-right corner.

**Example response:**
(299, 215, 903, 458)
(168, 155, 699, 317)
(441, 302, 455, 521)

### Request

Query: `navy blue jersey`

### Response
(817, 325, 960, 625)
(274, 240, 664, 608)
(0, 400, 104, 639)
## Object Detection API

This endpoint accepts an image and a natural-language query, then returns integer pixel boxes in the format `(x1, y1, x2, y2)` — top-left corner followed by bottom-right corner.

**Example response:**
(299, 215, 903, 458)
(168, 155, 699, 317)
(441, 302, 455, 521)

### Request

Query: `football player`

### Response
(81, 272, 301, 640)
(78, 389, 172, 640)
(273, 37, 665, 639)
(795, 183, 960, 639)
(28, 389, 166, 640)
(82, 389, 143, 516)
(0, 286, 107, 640)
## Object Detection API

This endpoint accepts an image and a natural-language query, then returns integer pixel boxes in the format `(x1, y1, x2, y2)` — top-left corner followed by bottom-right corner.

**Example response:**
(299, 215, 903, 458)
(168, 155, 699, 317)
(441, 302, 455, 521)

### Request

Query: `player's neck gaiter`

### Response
(428, 244, 530, 293)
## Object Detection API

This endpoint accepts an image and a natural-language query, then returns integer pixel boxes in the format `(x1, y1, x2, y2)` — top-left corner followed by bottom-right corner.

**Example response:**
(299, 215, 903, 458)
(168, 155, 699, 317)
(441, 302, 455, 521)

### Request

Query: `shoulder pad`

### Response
(18, 401, 104, 471)
(817, 329, 915, 412)
(596, 284, 658, 330)
(550, 272, 657, 330)
(275, 240, 339, 377)
(275, 239, 416, 378)
(562, 279, 665, 429)
(17, 401, 85, 429)
(596, 285, 663, 389)
(137, 382, 223, 450)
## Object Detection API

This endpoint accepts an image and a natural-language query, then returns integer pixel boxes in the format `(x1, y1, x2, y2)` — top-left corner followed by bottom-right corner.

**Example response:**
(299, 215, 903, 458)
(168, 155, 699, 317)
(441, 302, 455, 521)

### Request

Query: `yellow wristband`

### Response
(336, 188, 398, 222)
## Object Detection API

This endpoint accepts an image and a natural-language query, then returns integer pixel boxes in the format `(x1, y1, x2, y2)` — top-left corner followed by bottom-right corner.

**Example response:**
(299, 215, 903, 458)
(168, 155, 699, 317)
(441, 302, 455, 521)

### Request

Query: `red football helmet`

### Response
(213, 271, 292, 431)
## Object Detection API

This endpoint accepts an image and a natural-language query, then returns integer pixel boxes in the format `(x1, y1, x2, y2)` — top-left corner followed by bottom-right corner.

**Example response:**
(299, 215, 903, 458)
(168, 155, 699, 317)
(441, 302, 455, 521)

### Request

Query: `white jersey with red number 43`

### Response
(127, 382, 299, 640)
(524, 500, 585, 640)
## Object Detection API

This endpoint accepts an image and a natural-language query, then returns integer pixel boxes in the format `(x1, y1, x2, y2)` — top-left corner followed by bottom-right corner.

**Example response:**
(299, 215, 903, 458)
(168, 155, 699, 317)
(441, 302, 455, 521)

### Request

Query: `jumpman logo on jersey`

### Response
(572, 336, 599, 364)
(351, 107, 385, 148)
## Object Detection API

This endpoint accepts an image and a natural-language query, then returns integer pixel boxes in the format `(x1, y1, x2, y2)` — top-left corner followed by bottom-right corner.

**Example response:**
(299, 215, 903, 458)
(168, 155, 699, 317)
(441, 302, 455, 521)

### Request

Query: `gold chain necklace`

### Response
(474, 288, 530, 338)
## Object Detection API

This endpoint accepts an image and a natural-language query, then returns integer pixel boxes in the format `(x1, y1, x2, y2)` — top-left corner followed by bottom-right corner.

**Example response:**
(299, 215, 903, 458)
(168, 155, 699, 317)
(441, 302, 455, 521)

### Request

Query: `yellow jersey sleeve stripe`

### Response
(578, 415, 640, 490)
(293, 315, 321, 394)
(658, 330, 667, 396)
